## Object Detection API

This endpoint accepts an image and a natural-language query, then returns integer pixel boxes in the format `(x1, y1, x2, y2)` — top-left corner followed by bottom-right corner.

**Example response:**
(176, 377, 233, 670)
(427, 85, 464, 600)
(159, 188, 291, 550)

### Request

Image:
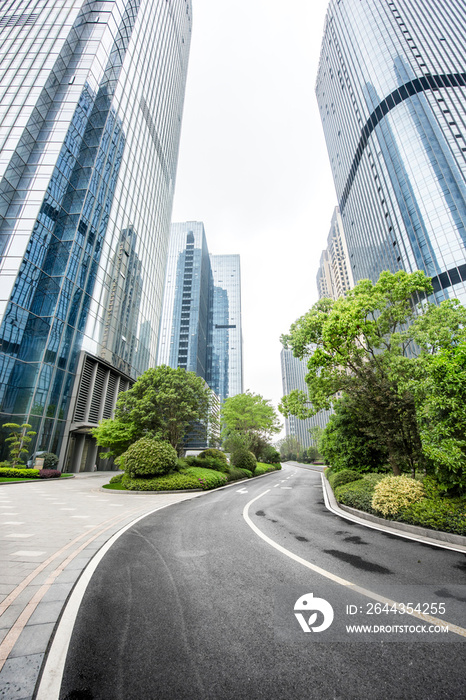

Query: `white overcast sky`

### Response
(171, 0, 337, 434)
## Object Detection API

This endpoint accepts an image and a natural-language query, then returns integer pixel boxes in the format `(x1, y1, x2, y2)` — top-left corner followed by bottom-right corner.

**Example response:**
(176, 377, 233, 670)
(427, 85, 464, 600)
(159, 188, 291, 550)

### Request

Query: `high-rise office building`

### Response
(157, 223, 243, 404)
(280, 348, 332, 447)
(317, 206, 354, 300)
(0, 1, 191, 470)
(157, 222, 211, 379)
(208, 254, 243, 402)
(316, 0, 466, 303)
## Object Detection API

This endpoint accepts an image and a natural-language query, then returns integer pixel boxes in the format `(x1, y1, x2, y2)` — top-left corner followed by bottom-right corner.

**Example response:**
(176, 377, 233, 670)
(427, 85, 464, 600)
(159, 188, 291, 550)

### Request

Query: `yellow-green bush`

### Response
(0, 468, 40, 479)
(371, 475, 425, 517)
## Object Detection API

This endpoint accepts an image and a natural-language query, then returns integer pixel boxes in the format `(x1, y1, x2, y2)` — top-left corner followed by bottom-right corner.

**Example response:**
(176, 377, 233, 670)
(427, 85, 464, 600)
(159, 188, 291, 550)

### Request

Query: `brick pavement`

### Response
(0, 473, 200, 700)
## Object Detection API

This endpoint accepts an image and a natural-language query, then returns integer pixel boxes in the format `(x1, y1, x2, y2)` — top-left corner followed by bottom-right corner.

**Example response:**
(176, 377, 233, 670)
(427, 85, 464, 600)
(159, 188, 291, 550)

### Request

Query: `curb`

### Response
(321, 473, 466, 554)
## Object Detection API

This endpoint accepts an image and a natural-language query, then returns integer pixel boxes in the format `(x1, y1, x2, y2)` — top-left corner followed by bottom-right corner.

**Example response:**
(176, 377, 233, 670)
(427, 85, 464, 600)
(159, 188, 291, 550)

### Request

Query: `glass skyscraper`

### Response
(280, 348, 333, 448)
(157, 222, 243, 404)
(0, 1, 191, 470)
(316, 0, 466, 303)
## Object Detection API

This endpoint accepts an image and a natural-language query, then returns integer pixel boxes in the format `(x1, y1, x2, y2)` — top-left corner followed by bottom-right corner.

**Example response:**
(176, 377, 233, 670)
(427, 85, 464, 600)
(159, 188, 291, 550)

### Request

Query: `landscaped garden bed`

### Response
(325, 467, 466, 537)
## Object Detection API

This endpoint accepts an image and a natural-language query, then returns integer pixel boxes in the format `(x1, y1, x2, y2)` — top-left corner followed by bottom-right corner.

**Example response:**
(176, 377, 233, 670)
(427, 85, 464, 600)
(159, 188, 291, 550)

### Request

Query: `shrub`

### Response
(0, 467, 40, 479)
(371, 475, 425, 517)
(334, 474, 386, 513)
(395, 498, 466, 536)
(109, 473, 124, 484)
(122, 437, 178, 478)
(122, 466, 228, 491)
(41, 453, 59, 469)
(254, 462, 282, 476)
(260, 445, 281, 464)
(38, 469, 61, 478)
(227, 467, 253, 481)
(197, 448, 228, 465)
(328, 469, 362, 491)
(231, 448, 257, 472)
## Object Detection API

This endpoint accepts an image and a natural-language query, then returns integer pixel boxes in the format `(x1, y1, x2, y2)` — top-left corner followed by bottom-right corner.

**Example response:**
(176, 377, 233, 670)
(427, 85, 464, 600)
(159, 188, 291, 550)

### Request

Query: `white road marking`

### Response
(243, 489, 466, 639)
(236, 488, 248, 494)
(12, 551, 46, 557)
(281, 487, 292, 490)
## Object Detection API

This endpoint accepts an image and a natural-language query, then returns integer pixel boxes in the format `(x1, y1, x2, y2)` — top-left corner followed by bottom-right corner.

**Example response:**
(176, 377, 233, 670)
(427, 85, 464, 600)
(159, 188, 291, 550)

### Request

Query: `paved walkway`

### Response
(0, 473, 201, 700)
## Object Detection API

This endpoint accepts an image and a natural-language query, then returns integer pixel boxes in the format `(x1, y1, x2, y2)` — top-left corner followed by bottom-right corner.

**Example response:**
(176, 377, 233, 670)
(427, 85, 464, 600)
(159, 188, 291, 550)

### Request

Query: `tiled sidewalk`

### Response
(0, 474, 200, 700)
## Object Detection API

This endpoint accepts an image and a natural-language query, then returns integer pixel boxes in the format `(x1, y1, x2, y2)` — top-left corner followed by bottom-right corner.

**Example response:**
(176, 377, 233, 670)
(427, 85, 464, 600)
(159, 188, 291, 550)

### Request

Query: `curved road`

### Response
(55, 464, 465, 700)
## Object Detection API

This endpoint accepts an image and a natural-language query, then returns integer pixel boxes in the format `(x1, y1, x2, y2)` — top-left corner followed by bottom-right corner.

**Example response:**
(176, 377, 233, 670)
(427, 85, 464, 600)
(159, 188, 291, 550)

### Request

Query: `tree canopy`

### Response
(221, 391, 281, 451)
(93, 365, 211, 456)
(279, 270, 466, 477)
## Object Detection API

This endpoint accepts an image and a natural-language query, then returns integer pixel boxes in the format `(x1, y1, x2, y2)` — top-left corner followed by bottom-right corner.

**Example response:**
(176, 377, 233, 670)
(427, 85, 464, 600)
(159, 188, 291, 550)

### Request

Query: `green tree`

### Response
(276, 435, 303, 461)
(413, 341, 466, 493)
(93, 366, 211, 456)
(319, 394, 388, 473)
(280, 270, 466, 476)
(221, 391, 281, 451)
(3, 423, 37, 467)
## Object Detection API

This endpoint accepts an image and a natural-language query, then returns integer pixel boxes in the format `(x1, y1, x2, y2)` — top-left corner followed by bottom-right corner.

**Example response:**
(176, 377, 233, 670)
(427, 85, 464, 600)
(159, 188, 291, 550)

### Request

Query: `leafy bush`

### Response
(0, 467, 40, 479)
(334, 474, 386, 513)
(371, 475, 425, 517)
(39, 469, 61, 478)
(122, 467, 228, 491)
(197, 448, 228, 465)
(122, 437, 178, 478)
(395, 498, 466, 536)
(328, 469, 362, 490)
(231, 448, 257, 472)
(254, 462, 282, 476)
(260, 445, 281, 464)
(227, 467, 253, 481)
(109, 473, 124, 484)
(41, 453, 59, 469)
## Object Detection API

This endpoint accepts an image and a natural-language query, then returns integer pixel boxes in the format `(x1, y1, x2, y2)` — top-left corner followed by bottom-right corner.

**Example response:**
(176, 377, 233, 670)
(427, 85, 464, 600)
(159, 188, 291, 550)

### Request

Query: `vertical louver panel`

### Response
(88, 365, 107, 423)
(103, 373, 117, 419)
(74, 357, 95, 421)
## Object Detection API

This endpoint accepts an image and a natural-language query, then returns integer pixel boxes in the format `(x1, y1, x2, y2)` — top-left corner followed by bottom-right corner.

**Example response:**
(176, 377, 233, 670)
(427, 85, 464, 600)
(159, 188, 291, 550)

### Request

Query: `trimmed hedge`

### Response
(227, 467, 253, 481)
(0, 468, 40, 479)
(230, 448, 257, 472)
(254, 462, 282, 476)
(197, 449, 228, 465)
(39, 469, 60, 479)
(395, 498, 466, 536)
(123, 437, 178, 478)
(334, 476, 385, 513)
(328, 468, 362, 491)
(122, 467, 228, 492)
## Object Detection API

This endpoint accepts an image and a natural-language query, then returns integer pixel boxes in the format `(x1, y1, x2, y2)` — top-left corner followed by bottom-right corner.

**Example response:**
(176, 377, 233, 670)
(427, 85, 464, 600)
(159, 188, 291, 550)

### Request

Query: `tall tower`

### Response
(157, 222, 212, 379)
(316, 0, 466, 303)
(317, 206, 354, 300)
(208, 254, 243, 402)
(0, 1, 192, 470)
(157, 225, 243, 404)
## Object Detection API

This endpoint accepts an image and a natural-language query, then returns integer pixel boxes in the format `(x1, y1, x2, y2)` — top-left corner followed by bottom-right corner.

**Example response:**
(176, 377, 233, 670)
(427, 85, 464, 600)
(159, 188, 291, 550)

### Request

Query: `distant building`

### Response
(280, 348, 332, 448)
(316, 0, 466, 303)
(317, 207, 354, 300)
(208, 254, 243, 402)
(158, 222, 243, 407)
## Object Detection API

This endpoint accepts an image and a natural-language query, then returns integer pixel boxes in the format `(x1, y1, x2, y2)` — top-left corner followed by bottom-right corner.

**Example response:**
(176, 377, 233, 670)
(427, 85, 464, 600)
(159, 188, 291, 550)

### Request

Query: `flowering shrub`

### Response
(371, 475, 425, 517)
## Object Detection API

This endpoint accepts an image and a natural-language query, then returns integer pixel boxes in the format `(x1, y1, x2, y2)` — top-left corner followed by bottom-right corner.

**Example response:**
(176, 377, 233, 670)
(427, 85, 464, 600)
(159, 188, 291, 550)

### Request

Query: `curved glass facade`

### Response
(316, 0, 466, 303)
(0, 0, 191, 463)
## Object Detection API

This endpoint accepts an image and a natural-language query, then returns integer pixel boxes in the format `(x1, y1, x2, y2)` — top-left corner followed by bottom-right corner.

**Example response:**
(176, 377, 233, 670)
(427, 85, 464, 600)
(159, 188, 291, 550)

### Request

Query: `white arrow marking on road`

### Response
(236, 488, 248, 494)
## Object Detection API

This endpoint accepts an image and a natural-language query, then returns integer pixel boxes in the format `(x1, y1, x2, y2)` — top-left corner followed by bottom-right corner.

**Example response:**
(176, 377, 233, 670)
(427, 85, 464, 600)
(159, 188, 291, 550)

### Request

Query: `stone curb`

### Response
(321, 473, 466, 552)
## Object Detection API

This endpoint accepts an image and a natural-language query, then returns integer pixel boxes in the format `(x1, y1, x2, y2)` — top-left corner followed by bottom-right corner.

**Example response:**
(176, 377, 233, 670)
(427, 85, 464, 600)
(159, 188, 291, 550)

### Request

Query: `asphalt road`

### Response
(58, 464, 466, 700)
